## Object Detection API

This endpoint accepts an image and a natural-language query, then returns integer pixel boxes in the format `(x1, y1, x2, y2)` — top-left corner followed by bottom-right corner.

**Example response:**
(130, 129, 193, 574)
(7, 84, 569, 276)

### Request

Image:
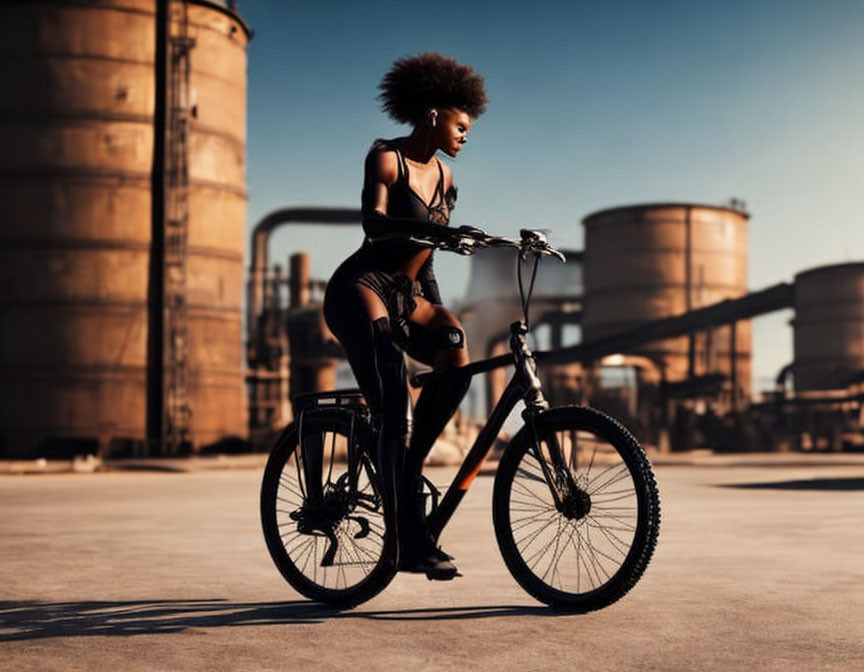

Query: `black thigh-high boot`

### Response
(401, 366, 471, 560)
(369, 318, 411, 569)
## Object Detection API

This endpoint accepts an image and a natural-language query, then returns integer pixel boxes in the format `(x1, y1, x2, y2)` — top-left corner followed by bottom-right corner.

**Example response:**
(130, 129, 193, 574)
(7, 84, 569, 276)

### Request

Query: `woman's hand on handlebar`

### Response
(444, 225, 490, 255)
(416, 225, 565, 262)
(446, 227, 565, 262)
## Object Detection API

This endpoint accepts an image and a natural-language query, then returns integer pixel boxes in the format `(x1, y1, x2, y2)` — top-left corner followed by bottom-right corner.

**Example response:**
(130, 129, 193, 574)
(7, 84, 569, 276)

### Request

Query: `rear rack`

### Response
(292, 388, 370, 418)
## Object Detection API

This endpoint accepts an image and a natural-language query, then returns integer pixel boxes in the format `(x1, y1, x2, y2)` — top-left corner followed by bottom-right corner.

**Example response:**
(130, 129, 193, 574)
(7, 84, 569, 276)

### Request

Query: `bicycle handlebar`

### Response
(400, 226, 566, 262)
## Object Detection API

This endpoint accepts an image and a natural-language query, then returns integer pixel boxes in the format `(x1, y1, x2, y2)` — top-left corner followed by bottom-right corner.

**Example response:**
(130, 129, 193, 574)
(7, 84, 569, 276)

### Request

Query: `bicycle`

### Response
(260, 228, 661, 611)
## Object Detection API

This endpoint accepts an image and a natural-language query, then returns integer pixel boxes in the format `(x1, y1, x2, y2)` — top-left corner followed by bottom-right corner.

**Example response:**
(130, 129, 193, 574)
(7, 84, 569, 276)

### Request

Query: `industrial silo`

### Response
(0, 0, 251, 457)
(793, 263, 864, 391)
(582, 203, 751, 398)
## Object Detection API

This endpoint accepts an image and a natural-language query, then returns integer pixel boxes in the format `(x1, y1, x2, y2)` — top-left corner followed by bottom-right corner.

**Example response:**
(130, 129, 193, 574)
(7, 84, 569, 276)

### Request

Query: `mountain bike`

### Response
(260, 228, 661, 611)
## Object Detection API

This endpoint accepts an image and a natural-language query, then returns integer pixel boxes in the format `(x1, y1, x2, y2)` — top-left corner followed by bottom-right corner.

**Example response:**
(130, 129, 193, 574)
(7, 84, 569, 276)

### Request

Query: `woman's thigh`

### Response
(406, 297, 470, 369)
(324, 276, 387, 340)
(324, 279, 398, 412)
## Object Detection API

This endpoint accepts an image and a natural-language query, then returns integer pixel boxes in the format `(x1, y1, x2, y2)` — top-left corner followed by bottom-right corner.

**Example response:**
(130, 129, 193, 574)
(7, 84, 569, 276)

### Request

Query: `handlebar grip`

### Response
(457, 225, 487, 237)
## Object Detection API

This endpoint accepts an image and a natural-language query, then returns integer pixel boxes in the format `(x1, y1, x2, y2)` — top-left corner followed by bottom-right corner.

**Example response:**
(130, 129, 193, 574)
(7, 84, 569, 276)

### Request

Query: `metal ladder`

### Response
(163, 0, 196, 453)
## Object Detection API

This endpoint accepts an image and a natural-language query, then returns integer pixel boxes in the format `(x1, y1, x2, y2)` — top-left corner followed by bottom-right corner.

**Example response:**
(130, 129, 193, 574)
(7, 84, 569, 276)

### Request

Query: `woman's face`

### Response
(434, 108, 472, 158)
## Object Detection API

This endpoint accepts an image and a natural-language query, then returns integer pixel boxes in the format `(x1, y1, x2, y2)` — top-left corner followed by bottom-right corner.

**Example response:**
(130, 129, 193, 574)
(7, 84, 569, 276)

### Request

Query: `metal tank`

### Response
(793, 263, 864, 391)
(0, 0, 251, 456)
(582, 203, 751, 398)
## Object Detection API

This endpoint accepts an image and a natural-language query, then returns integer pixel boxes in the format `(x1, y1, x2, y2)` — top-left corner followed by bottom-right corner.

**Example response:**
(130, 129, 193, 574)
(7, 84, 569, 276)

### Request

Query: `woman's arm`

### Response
(361, 147, 453, 243)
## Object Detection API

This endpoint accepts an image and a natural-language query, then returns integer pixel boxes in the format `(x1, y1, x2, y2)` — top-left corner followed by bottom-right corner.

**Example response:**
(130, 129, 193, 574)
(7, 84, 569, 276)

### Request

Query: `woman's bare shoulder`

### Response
(365, 139, 401, 185)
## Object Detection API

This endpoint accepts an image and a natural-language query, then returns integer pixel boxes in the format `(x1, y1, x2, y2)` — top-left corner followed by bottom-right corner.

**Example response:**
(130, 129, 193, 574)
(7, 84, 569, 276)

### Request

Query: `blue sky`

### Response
(238, 0, 864, 389)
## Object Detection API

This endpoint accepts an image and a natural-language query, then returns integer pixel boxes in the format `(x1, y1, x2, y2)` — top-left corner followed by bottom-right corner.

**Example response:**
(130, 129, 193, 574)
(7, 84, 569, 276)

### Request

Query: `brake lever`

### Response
(520, 240, 566, 262)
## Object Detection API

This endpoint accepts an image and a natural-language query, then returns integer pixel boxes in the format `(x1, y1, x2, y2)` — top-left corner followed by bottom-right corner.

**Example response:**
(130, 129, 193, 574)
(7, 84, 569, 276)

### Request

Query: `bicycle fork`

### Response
(426, 321, 578, 540)
(512, 321, 580, 511)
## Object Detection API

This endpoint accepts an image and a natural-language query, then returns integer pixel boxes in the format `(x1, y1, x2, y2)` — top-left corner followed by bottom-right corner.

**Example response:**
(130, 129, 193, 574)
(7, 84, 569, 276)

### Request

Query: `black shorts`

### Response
(324, 259, 437, 370)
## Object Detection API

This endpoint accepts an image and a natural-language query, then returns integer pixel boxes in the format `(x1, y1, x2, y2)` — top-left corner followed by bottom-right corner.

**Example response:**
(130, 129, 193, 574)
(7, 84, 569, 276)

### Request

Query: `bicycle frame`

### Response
(290, 231, 574, 545)
(425, 319, 570, 541)
(290, 317, 570, 544)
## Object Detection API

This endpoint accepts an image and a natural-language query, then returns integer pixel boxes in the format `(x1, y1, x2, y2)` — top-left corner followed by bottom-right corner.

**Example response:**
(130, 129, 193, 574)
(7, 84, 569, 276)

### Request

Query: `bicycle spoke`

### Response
(514, 514, 560, 553)
(515, 465, 547, 486)
(511, 479, 550, 501)
(549, 521, 582, 590)
(573, 526, 602, 588)
(278, 477, 304, 501)
(587, 462, 629, 494)
(524, 519, 564, 572)
(502, 415, 650, 601)
(586, 517, 636, 534)
(582, 436, 599, 482)
(575, 526, 607, 587)
(587, 516, 631, 553)
(591, 491, 637, 504)
(510, 509, 557, 531)
(333, 527, 350, 588)
(538, 517, 566, 583)
(584, 525, 621, 570)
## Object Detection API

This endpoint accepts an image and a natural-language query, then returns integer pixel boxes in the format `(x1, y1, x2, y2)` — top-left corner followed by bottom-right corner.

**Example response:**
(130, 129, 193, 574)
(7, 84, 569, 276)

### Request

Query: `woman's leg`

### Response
(324, 283, 411, 568)
(399, 298, 472, 568)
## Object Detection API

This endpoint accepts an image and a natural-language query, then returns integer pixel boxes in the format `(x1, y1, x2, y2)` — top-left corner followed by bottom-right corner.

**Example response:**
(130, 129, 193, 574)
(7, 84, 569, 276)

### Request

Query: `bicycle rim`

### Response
(494, 406, 660, 611)
(261, 412, 396, 606)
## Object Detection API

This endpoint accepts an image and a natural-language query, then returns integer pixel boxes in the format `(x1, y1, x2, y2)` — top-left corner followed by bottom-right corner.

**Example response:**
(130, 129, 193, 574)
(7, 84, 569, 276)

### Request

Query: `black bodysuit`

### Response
(324, 140, 457, 369)
(322, 139, 469, 568)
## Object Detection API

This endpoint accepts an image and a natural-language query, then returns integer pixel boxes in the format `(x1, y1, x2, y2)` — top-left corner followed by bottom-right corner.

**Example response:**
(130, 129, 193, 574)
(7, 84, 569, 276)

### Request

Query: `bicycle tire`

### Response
(260, 409, 397, 608)
(493, 406, 660, 612)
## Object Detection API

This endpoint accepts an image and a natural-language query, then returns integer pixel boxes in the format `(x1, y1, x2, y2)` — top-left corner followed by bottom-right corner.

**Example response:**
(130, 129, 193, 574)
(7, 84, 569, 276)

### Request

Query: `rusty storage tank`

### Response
(793, 263, 864, 391)
(582, 203, 751, 397)
(0, 0, 251, 456)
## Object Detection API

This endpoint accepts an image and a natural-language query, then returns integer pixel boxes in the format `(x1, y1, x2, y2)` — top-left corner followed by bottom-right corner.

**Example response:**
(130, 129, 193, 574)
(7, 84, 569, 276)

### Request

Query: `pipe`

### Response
(247, 207, 360, 347)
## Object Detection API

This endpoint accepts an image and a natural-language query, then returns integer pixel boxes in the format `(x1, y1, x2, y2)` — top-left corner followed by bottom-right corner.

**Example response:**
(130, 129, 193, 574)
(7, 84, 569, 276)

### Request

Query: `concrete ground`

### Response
(2, 456, 864, 671)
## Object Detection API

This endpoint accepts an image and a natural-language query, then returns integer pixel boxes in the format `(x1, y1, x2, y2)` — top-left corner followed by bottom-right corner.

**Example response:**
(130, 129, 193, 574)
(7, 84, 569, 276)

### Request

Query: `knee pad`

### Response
(401, 323, 466, 367)
(438, 326, 465, 350)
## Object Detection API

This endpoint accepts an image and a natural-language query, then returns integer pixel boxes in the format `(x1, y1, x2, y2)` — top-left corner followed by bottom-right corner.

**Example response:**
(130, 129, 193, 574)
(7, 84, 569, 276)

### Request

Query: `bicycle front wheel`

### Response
(260, 410, 396, 608)
(493, 406, 660, 612)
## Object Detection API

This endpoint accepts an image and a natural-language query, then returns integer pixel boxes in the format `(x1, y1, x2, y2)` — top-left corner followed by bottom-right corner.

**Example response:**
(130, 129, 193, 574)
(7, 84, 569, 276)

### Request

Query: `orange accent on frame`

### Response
(457, 457, 488, 491)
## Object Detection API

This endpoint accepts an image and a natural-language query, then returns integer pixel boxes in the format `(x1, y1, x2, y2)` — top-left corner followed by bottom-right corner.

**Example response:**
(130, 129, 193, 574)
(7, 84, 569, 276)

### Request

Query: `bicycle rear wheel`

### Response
(260, 410, 397, 607)
(493, 406, 660, 612)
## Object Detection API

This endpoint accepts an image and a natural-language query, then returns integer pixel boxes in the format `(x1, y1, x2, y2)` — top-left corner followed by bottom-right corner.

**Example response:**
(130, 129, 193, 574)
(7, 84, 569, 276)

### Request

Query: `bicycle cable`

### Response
(516, 251, 541, 331)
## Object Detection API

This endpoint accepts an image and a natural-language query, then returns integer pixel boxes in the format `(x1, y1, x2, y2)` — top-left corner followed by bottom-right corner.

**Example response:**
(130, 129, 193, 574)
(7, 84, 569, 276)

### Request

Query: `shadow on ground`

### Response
(0, 599, 568, 641)
(721, 477, 864, 491)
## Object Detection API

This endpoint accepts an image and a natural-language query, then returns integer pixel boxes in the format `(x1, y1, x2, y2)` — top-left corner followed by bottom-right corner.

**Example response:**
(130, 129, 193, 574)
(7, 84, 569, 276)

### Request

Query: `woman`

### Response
(323, 53, 487, 580)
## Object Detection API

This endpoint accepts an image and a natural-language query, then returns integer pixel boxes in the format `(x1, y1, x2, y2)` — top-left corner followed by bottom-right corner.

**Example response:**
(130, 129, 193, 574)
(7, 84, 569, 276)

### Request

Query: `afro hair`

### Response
(378, 52, 488, 125)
